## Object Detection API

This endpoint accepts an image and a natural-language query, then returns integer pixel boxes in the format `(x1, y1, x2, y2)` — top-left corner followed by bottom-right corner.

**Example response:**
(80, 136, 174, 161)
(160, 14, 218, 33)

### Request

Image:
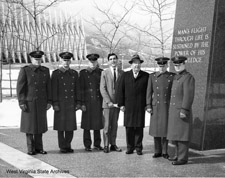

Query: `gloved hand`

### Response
(75, 104, 81, 111)
(53, 105, 60, 111)
(107, 102, 114, 108)
(120, 106, 125, 112)
(81, 105, 86, 112)
(19, 104, 27, 112)
(180, 112, 187, 119)
(46, 103, 51, 110)
(146, 108, 153, 114)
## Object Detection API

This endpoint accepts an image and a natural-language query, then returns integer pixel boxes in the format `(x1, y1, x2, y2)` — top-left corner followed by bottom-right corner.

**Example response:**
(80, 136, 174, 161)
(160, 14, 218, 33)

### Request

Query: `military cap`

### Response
(155, 57, 170, 65)
(29, 51, 44, 58)
(171, 56, 187, 64)
(86, 53, 100, 61)
(59, 52, 73, 60)
(128, 54, 144, 64)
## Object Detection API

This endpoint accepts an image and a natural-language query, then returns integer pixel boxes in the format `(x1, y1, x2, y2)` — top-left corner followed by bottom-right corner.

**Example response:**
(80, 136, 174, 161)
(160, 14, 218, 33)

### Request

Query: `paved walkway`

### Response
(1, 99, 225, 177)
(0, 142, 75, 178)
(1, 127, 225, 177)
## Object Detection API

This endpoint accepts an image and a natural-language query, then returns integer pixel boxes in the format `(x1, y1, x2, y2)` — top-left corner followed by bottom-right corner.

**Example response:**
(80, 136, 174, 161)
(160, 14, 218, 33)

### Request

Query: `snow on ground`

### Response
(1, 66, 154, 128)
(0, 98, 151, 129)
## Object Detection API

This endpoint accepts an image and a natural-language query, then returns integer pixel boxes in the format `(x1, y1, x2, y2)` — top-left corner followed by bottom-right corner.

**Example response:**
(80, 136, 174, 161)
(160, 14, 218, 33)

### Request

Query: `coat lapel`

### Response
(136, 70, 143, 80)
(117, 69, 123, 81)
(106, 68, 113, 80)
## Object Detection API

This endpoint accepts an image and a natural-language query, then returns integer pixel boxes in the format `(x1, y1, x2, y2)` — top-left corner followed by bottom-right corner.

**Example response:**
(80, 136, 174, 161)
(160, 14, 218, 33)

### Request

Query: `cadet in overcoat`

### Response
(146, 57, 174, 159)
(79, 53, 104, 151)
(117, 54, 149, 155)
(167, 56, 195, 165)
(100, 53, 123, 153)
(17, 51, 51, 155)
(51, 52, 80, 153)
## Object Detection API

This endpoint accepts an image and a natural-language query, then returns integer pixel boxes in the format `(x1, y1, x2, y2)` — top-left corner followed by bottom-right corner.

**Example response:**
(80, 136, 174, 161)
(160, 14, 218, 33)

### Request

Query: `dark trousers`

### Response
(103, 108, 120, 147)
(58, 131, 74, 149)
(173, 141, 189, 162)
(83, 129, 101, 148)
(154, 137, 168, 154)
(126, 127, 143, 152)
(26, 133, 43, 152)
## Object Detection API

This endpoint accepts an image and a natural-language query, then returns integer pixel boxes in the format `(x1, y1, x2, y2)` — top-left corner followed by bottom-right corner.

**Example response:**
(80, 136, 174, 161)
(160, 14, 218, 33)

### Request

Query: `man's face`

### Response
(174, 62, 185, 72)
(62, 59, 71, 69)
(131, 60, 141, 73)
(31, 58, 41, 65)
(89, 60, 98, 68)
(157, 63, 167, 72)
(108, 55, 118, 68)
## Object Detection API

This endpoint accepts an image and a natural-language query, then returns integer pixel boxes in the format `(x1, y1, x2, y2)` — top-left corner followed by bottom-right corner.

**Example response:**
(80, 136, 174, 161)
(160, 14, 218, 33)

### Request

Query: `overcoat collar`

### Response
(129, 69, 143, 80)
(59, 67, 73, 74)
(86, 66, 100, 73)
(156, 71, 169, 78)
(175, 69, 187, 80)
(29, 64, 44, 71)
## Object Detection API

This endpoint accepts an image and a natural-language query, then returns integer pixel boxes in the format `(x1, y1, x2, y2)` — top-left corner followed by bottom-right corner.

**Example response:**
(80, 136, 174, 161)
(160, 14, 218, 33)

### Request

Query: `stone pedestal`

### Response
(170, 0, 225, 150)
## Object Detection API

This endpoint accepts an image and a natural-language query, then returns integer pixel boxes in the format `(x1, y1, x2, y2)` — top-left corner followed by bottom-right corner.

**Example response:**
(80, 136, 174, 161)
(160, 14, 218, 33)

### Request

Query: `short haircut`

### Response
(107, 53, 118, 61)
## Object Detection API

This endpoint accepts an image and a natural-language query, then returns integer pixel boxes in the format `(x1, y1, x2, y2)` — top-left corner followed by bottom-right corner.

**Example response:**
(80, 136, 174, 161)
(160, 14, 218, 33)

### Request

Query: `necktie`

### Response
(113, 68, 116, 89)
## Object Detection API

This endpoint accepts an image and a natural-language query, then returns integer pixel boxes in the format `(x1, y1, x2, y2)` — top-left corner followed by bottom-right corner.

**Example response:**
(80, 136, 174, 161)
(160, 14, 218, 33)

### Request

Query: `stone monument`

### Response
(170, 0, 225, 150)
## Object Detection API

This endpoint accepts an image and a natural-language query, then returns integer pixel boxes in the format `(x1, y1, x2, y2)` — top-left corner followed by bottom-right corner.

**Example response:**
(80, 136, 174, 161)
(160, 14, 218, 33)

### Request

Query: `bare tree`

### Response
(85, 0, 137, 55)
(132, 0, 175, 56)
(0, 0, 13, 100)
(9, 0, 70, 50)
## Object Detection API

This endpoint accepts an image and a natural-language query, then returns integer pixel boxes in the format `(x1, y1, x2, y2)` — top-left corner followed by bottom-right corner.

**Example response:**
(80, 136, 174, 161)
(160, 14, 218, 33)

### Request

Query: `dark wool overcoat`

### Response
(146, 71, 175, 137)
(16, 65, 51, 134)
(79, 67, 104, 130)
(51, 67, 80, 131)
(167, 70, 195, 141)
(117, 70, 149, 127)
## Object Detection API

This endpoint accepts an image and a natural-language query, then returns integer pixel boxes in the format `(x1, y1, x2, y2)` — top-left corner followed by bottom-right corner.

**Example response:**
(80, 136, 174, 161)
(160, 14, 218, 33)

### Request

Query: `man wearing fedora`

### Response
(167, 56, 195, 165)
(17, 50, 51, 155)
(100, 53, 124, 153)
(117, 54, 149, 155)
(79, 53, 104, 151)
(51, 52, 80, 153)
(146, 57, 175, 159)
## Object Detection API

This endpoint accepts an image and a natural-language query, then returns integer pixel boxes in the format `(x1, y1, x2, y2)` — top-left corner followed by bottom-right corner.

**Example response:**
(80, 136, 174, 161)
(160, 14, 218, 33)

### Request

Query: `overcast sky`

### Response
(54, 0, 176, 28)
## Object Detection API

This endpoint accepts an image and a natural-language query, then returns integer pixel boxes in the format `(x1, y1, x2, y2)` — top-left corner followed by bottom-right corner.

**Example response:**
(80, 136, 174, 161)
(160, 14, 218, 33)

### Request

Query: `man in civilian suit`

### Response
(100, 53, 124, 153)
(117, 54, 149, 155)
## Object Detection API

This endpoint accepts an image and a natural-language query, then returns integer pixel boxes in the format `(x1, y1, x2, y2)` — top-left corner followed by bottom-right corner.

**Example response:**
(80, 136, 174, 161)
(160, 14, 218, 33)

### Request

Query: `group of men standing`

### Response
(16, 50, 195, 166)
(146, 56, 195, 165)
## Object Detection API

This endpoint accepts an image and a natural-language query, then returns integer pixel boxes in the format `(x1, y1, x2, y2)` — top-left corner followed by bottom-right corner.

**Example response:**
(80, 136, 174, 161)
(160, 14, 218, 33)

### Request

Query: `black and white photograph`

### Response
(0, 0, 225, 177)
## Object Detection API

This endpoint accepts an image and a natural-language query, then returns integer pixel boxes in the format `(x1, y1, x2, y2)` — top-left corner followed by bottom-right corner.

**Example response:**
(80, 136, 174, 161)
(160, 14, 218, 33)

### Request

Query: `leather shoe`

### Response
(27, 151, 36, 155)
(85, 147, 92, 151)
(35, 150, 47, 154)
(172, 160, 187, 165)
(94, 146, 104, 151)
(66, 148, 74, 153)
(103, 146, 109, 153)
(110, 145, 122, 152)
(162, 153, 169, 159)
(60, 149, 67, 153)
(126, 150, 134, 154)
(152, 153, 162, 158)
(168, 157, 178, 161)
(137, 151, 143, 155)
